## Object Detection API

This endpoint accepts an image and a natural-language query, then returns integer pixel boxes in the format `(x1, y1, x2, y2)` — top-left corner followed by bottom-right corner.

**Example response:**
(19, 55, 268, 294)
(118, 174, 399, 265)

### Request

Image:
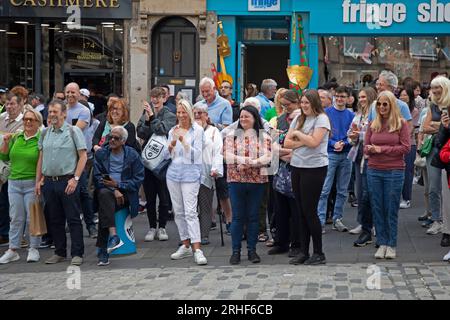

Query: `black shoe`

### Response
(167, 210, 174, 221)
(268, 246, 289, 255)
(210, 222, 217, 230)
(288, 247, 302, 258)
(418, 213, 430, 222)
(441, 234, 450, 247)
(88, 225, 98, 239)
(353, 231, 373, 247)
(289, 253, 310, 265)
(229, 252, 240, 265)
(348, 192, 356, 203)
(304, 253, 326, 265)
(248, 251, 261, 263)
(39, 239, 53, 249)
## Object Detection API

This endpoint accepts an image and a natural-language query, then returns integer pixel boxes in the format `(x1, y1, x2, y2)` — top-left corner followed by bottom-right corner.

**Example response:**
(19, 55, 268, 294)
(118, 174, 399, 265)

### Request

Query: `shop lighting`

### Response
(62, 21, 74, 25)
(6, 32, 18, 35)
(115, 28, 123, 31)
(102, 25, 114, 28)
(0, 29, 6, 32)
(101, 22, 115, 25)
(41, 24, 50, 27)
(48, 27, 60, 30)
(15, 21, 29, 24)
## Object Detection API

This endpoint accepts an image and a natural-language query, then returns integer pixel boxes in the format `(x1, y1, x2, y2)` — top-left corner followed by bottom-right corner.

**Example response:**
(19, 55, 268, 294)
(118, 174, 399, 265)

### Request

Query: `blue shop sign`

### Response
(248, 0, 280, 12)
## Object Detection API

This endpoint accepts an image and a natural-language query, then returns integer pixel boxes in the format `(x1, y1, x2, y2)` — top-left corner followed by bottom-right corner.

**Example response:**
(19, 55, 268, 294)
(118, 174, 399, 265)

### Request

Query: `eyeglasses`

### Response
(110, 135, 122, 141)
(376, 102, 389, 107)
(220, 86, 231, 89)
(194, 111, 204, 115)
(23, 118, 37, 123)
(335, 95, 348, 99)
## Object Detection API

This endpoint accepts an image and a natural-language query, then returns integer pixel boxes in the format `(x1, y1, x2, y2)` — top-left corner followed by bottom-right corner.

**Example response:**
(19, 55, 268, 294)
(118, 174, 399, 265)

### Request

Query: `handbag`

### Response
(272, 162, 294, 198)
(414, 154, 426, 168)
(151, 158, 171, 181)
(419, 135, 433, 157)
(141, 134, 169, 171)
(29, 198, 47, 236)
(0, 160, 10, 184)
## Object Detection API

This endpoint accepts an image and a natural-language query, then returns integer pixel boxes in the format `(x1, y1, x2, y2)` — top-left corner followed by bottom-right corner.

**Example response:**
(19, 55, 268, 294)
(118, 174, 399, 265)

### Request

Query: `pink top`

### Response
(364, 120, 411, 170)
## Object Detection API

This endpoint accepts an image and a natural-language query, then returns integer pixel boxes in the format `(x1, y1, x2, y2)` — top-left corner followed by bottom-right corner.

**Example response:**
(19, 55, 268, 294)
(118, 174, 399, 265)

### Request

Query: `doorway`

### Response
(245, 45, 289, 92)
(151, 17, 199, 104)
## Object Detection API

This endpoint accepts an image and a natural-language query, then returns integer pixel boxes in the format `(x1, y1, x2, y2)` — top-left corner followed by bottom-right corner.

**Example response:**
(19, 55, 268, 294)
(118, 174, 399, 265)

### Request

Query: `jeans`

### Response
(317, 152, 352, 225)
(0, 182, 9, 238)
(143, 168, 169, 229)
(229, 182, 266, 254)
(79, 169, 95, 229)
(354, 160, 372, 233)
(402, 145, 417, 201)
(367, 169, 404, 247)
(42, 178, 84, 258)
(426, 148, 442, 221)
(8, 180, 41, 249)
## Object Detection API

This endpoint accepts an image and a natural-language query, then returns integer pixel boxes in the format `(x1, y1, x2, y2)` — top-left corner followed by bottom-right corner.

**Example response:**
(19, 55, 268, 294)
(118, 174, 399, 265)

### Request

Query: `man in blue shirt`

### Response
(317, 86, 355, 232)
(199, 77, 232, 130)
(255, 79, 277, 118)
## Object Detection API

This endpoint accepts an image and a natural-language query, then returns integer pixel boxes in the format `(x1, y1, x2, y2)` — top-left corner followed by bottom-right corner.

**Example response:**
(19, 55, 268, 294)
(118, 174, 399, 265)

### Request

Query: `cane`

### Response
(218, 205, 224, 247)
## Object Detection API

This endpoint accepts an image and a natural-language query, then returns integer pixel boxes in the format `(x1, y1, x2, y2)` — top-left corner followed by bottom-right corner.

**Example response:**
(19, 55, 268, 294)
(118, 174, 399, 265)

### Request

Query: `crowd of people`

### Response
(0, 68, 449, 267)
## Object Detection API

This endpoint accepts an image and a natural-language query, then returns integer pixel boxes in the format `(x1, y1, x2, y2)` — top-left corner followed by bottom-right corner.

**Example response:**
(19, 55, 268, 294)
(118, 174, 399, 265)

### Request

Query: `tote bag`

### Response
(142, 134, 169, 171)
(29, 199, 47, 236)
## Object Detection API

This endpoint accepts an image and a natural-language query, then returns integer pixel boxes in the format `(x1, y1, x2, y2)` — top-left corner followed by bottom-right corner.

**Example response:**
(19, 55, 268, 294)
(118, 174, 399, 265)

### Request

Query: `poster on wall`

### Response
(409, 38, 438, 61)
(343, 37, 375, 64)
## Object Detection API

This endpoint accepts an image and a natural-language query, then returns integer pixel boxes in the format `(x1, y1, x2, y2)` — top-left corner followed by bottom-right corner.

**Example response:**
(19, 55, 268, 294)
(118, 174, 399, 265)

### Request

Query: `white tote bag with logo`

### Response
(141, 134, 168, 171)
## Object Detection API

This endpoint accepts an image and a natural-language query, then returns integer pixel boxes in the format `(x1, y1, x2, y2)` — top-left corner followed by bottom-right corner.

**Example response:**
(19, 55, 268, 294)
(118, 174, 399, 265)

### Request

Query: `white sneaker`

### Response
(27, 248, 40, 263)
(374, 245, 387, 259)
(194, 249, 207, 265)
(399, 200, 411, 209)
(0, 249, 20, 264)
(443, 251, 450, 261)
(385, 246, 396, 259)
(426, 221, 443, 235)
(332, 219, 348, 232)
(349, 225, 362, 235)
(170, 245, 193, 260)
(157, 228, 169, 241)
(144, 228, 157, 242)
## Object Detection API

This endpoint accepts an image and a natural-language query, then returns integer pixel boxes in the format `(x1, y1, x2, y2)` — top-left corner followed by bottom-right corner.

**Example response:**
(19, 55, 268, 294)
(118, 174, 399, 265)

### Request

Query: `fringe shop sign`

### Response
(343, 0, 450, 27)
(1, 0, 131, 19)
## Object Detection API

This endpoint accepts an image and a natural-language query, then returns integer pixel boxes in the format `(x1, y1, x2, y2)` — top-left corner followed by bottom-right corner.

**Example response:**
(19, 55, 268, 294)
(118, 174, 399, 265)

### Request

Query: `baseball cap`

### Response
(0, 88, 8, 94)
(80, 88, 90, 98)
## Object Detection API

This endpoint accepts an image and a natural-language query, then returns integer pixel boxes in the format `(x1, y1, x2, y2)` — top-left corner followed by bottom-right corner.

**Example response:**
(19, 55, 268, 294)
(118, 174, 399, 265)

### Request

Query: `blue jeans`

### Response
(8, 180, 41, 249)
(317, 152, 352, 225)
(367, 169, 404, 247)
(229, 182, 266, 254)
(426, 148, 442, 221)
(402, 145, 417, 201)
(354, 160, 372, 233)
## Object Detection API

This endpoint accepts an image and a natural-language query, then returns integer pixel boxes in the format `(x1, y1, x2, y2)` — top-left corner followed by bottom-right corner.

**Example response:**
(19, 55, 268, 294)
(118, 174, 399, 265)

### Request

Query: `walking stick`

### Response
(218, 206, 225, 247)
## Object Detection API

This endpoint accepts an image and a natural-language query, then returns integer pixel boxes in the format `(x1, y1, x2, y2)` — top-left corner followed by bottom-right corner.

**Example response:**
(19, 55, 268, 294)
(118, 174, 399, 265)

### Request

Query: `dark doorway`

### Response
(246, 45, 289, 90)
(151, 17, 199, 104)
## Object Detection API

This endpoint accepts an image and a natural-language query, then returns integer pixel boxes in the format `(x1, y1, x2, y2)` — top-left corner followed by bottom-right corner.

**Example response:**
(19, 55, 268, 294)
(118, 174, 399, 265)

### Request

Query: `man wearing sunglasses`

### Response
(219, 81, 240, 122)
(93, 126, 144, 266)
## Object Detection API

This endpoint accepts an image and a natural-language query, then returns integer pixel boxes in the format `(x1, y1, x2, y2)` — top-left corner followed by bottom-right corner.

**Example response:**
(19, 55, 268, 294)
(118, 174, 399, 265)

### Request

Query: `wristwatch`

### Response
(74, 176, 80, 182)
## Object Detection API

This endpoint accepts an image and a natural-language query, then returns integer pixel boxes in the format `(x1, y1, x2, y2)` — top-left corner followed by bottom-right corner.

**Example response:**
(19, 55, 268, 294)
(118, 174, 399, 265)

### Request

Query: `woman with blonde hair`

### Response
(365, 91, 410, 259)
(165, 99, 207, 265)
(422, 76, 450, 236)
(266, 88, 287, 123)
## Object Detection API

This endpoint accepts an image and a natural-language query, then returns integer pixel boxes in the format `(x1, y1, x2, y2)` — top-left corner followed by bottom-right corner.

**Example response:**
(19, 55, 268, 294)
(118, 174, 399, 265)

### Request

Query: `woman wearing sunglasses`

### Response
(364, 91, 410, 259)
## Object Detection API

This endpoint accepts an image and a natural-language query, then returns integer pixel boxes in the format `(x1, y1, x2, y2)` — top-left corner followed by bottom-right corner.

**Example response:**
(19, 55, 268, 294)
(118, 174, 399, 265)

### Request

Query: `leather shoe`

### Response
(288, 247, 301, 258)
(267, 246, 289, 255)
(248, 251, 261, 263)
(229, 252, 240, 265)
(441, 233, 450, 247)
(304, 253, 326, 265)
(289, 254, 310, 265)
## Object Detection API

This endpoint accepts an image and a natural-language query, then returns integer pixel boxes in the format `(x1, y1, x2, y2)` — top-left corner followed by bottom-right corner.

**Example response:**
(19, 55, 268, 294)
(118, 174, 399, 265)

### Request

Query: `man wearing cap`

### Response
(0, 88, 7, 113)
(30, 93, 48, 125)
(80, 89, 95, 113)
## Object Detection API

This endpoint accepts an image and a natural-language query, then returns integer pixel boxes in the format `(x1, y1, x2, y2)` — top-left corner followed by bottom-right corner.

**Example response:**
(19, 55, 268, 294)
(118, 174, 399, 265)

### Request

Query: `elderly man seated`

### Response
(93, 126, 144, 266)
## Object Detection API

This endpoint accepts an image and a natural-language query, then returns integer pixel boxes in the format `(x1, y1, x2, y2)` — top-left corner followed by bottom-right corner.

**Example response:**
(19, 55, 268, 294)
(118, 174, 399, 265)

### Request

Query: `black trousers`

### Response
(273, 191, 300, 249)
(143, 168, 169, 229)
(42, 178, 84, 258)
(95, 188, 128, 249)
(291, 166, 327, 256)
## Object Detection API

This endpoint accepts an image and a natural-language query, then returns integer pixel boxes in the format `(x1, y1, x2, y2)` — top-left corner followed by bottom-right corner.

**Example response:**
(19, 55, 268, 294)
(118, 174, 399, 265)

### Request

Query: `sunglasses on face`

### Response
(110, 135, 122, 141)
(23, 117, 37, 123)
(376, 102, 389, 107)
(220, 86, 231, 89)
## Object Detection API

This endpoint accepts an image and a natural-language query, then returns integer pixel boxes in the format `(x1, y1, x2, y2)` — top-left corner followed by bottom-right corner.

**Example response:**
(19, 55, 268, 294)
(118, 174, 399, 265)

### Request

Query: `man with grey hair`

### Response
(93, 125, 144, 266)
(199, 77, 232, 129)
(368, 70, 412, 122)
(318, 89, 333, 109)
(256, 79, 277, 118)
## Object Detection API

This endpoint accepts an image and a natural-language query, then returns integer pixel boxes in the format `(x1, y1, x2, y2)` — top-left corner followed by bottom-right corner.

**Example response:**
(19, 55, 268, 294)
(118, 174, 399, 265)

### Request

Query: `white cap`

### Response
(80, 88, 90, 98)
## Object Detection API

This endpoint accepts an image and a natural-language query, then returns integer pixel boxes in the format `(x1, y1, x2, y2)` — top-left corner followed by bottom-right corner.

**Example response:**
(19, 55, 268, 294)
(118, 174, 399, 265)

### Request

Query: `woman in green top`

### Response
(0, 107, 42, 264)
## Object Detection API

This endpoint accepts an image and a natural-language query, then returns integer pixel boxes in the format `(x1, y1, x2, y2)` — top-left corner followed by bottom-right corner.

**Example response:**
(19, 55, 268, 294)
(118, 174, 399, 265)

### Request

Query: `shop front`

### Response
(207, 0, 450, 102)
(0, 0, 131, 100)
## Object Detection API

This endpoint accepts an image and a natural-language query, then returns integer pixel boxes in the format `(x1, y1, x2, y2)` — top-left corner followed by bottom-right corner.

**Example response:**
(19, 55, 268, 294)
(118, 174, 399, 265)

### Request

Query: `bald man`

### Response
(64, 82, 97, 238)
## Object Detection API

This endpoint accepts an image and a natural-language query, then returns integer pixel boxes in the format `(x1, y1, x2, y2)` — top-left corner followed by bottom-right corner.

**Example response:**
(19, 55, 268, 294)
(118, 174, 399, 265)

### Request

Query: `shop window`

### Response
(243, 28, 288, 41)
(319, 36, 450, 89)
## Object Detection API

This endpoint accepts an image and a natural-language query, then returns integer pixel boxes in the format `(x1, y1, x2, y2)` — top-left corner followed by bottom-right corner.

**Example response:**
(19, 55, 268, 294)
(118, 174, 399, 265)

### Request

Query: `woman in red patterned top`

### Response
(224, 105, 272, 265)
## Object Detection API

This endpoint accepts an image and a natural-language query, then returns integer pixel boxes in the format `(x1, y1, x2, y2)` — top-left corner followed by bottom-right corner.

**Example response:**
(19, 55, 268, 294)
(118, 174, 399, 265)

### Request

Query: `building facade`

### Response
(208, 0, 450, 102)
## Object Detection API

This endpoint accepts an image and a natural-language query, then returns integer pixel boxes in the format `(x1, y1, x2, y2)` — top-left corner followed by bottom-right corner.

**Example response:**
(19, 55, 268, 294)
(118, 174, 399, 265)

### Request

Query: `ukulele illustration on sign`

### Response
(217, 21, 233, 85)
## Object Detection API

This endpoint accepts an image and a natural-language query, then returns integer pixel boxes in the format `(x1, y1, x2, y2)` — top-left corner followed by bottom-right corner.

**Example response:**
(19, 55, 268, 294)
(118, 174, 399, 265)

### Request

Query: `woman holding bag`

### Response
(137, 87, 176, 242)
(0, 107, 43, 264)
